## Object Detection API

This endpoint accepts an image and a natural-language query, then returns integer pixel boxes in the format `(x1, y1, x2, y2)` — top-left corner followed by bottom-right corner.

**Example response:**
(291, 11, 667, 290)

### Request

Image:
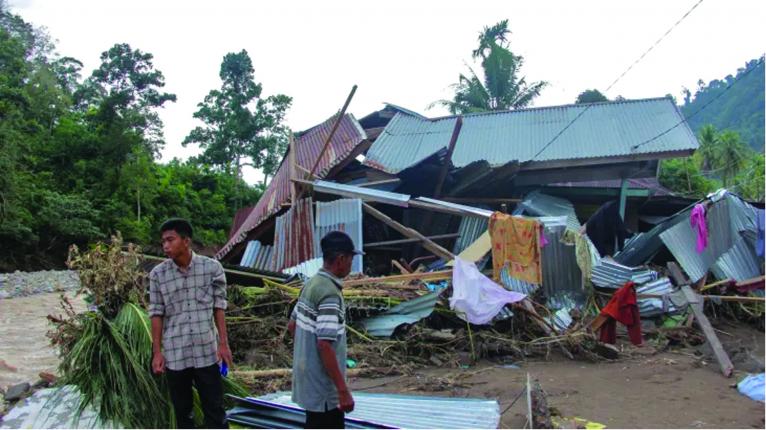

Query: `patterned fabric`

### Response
(489, 213, 543, 285)
(149, 253, 227, 371)
(290, 269, 347, 412)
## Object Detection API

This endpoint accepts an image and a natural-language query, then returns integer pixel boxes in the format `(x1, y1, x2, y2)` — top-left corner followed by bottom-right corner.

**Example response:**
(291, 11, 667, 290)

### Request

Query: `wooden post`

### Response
(363, 203, 455, 261)
(288, 134, 297, 204)
(433, 116, 463, 198)
(618, 178, 629, 220)
(306, 85, 357, 180)
(681, 285, 734, 377)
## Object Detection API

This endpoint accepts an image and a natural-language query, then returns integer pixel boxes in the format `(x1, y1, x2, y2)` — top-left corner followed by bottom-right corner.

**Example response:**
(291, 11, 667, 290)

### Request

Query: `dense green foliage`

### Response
(433, 20, 547, 113)
(0, 6, 269, 270)
(680, 57, 764, 151)
(659, 125, 764, 201)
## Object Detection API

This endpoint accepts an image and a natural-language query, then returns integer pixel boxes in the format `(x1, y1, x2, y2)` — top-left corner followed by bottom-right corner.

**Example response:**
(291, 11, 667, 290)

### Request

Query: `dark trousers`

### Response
(166, 364, 227, 429)
(305, 407, 345, 429)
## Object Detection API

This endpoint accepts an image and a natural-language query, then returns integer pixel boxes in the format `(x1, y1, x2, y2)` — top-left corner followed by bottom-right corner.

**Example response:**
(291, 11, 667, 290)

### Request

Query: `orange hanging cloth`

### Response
(489, 212, 543, 285)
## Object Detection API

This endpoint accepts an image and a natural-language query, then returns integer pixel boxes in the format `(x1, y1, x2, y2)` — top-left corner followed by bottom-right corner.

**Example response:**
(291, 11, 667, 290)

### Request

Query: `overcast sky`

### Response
(9, 0, 765, 183)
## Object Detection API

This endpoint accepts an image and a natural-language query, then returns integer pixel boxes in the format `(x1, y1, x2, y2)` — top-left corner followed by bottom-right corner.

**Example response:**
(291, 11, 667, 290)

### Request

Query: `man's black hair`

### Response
(160, 218, 194, 239)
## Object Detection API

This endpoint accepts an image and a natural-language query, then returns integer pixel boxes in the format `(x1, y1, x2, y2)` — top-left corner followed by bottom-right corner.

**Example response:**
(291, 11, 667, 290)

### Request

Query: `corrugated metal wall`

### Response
(272, 198, 315, 271)
(314, 198, 364, 274)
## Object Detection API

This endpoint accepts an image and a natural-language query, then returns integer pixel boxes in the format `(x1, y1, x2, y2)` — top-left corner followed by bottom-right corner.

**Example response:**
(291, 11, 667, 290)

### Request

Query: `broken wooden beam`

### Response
(362, 202, 455, 260)
(680, 285, 734, 377)
(357, 178, 401, 188)
(364, 233, 460, 248)
(343, 270, 452, 287)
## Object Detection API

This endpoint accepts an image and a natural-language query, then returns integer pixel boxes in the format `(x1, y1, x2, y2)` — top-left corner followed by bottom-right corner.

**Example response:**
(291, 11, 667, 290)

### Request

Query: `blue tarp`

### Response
(737, 373, 765, 402)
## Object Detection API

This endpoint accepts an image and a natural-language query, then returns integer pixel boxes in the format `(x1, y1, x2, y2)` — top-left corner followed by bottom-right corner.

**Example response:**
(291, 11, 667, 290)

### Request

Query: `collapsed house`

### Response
(216, 96, 764, 375)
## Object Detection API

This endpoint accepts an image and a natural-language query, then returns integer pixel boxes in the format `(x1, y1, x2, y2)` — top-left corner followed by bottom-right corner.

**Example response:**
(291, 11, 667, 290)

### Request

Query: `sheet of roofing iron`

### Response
(217, 113, 367, 260)
(614, 209, 690, 267)
(359, 291, 440, 337)
(453, 216, 489, 255)
(635, 277, 685, 318)
(254, 391, 501, 429)
(711, 236, 763, 282)
(0, 386, 115, 429)
(660, 195, 746, 282)
(498, 216, 586, 307)
(226, 396, 393, 429)
(240, 240, 274, 271)
(591, 259, 659, 288)
(415, 197, 493, 218)
(363, 98, 698, 174)
(282, 257, 323, 279)
(314, 198, 364, 274)
(548, 307, 574, 333)
(514, 190, 582, 232)
(272, 198, 315, 271)
(313, 180, 411, 207)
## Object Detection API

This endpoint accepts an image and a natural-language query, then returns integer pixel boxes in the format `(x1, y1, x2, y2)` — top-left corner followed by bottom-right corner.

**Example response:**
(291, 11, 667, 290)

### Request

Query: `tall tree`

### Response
(575, 89, 608, 104)
(77, 43, 176, 159)
(695, 124, 719, 171)
(433, 20, 546, 114)
(183, 49, 291, 184)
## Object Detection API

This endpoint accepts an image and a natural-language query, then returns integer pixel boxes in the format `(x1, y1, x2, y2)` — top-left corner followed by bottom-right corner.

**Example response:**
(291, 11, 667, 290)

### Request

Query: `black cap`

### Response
(321, 231, 364, 256)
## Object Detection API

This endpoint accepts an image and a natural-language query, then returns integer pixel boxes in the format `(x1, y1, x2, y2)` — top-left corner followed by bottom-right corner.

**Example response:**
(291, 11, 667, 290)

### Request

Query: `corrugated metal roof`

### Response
(363, 98, 698, 174)
(0, 386, 115, 429)
(314, 180, 411, 207)
(217, 114, 367, 259)
(363, 114, 458, 174)
(453, 216, 489, 255)
(314, 198, 364, 274)
(256, 391, 501, 429)
(272, 198, 315, 271)
(360, 292, 440, 337)
(636, 277, 684, 317)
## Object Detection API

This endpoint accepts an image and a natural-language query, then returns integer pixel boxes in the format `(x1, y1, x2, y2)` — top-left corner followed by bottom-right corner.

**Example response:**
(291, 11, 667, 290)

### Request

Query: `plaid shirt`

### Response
(148, 253, 227, 371)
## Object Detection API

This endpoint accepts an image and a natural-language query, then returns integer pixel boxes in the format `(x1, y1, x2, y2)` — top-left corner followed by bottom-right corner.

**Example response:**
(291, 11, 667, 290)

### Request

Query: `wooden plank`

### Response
(357, 178, 401, 188)
(343, 270, 452, 287)
(433, 116, 463, 198)
(391, 260, 411, 274)
(362, 202, 455, 260)
(667, 261, 690, 286)
(701, 295, 765, 303)
(735, 275, 765, 288)
(680, 285, 734, 377)
(408, 199, 489, 219)
(446, 231, 491, 266)
(364, 233, 460, 248)
(526, 373, 533, 430)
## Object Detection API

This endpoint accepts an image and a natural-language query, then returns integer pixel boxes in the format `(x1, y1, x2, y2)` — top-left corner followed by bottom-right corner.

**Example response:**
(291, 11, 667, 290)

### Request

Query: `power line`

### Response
(631, 57, 764, 150)
(530, 0, 705, 161)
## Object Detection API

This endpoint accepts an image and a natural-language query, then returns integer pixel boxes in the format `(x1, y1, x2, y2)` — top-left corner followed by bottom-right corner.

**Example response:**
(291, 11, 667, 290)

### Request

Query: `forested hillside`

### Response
(680, 57, 764, 151)
(0, 5, 289, 270)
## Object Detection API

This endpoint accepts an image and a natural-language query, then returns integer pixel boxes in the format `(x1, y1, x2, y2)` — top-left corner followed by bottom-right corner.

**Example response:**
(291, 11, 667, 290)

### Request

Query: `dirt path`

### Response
(347, 325, 765, 429)
(0, 292, 85, 390)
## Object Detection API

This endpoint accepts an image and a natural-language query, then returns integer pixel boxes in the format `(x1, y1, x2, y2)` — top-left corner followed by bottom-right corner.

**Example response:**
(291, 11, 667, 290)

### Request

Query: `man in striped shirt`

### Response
(288, 231, 361, 429)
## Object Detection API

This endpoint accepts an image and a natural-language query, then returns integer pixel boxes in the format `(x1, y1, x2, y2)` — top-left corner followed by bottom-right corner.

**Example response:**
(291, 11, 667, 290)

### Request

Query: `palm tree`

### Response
(432, 20, 547, 114)
(715, 130, 749, 187)
(696, 124, 719, 171)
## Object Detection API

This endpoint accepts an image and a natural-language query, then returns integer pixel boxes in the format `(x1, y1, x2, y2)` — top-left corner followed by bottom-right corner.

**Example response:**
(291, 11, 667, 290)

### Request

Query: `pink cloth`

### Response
(690, 204, 708, 253)
(539, 229, 549, 247)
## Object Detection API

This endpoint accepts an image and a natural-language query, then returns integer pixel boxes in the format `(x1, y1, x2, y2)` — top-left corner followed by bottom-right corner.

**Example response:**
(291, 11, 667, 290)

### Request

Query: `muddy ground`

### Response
(1, 290, 763, 428)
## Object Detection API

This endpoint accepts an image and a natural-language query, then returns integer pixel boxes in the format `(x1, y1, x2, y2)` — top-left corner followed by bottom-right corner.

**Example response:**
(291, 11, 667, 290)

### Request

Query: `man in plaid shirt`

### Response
(149, 218, 232, 428)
